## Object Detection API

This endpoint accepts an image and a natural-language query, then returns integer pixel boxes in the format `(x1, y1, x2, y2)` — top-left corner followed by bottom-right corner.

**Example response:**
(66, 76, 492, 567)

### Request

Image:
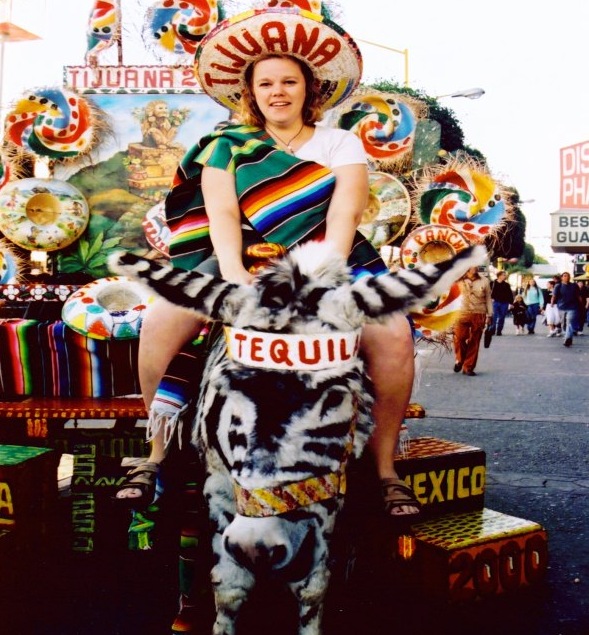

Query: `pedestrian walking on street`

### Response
(511, 294, 528, 335)
(573, 280, 588, 334)
(544, 280, 562, 337)
(490, 270, 514, 336)
(523, 278, 544, 334)
(453, 266, 493, 376)
(552, 272, 580, 347)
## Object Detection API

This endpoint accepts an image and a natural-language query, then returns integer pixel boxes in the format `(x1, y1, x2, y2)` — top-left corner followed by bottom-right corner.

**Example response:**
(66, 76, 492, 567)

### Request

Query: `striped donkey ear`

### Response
(106, 250, 250, 323)
(351, 245, 488, 321)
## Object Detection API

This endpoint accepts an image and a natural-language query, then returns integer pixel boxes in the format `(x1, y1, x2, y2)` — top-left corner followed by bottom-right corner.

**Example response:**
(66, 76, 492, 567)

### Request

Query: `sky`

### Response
(2, 0, 588, 268)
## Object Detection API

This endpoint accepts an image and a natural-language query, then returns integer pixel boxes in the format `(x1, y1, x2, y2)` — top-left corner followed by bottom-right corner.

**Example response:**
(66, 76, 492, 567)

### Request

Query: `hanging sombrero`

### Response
(0, 152, 11, 190)
(142, 201, 171, 257)
(62, 276, 155, 340)
(414, 156, 510, 244)
(194, 5, 362, 111)
(144, 0, 221, 62)
(358, 172, 411, 249)
(401, 223, 471, 339)
(0, 239, 21, 284)
(85, 0, 120, 64)
(400, 223, 471, 270)
(333, 90, 427, 170)
(3, 88, 109, 163)
(410, 282, 464, 340)
(0, 178, 89, 252)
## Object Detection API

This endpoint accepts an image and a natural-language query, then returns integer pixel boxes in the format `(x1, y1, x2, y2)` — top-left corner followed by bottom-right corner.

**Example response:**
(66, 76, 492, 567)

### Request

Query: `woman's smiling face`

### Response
(251, 56, 307, 128)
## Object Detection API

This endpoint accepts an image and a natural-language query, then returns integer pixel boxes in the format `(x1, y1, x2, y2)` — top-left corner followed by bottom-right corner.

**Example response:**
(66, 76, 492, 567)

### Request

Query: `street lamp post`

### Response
(436, 88, 486, 100)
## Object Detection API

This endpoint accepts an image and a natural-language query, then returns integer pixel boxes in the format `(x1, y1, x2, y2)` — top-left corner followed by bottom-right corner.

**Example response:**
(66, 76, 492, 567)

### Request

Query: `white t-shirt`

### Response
(294, 125, 367, 169)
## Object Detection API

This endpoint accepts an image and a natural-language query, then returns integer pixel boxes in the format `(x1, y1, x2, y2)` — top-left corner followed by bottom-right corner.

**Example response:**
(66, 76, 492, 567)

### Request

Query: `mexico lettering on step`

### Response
(73, 445, 96, 485)
(404, 465, 486, 504)
(203, 20, 341, 87)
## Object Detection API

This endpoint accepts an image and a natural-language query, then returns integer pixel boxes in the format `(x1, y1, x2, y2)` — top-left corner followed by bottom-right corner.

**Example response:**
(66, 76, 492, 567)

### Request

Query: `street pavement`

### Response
(400, 318, 589, 635)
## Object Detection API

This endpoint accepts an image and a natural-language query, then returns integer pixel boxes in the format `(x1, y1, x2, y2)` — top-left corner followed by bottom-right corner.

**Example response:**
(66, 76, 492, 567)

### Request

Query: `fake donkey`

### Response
(109, 241, 486, 635)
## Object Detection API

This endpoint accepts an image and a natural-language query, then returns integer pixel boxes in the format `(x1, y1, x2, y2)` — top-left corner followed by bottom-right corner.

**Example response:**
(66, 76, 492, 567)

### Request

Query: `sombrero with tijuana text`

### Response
(194, 5, 362, 111)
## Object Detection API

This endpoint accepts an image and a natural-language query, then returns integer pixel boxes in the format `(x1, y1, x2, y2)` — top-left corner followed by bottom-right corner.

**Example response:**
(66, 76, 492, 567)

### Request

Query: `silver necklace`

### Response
(265, 123, 305, 154)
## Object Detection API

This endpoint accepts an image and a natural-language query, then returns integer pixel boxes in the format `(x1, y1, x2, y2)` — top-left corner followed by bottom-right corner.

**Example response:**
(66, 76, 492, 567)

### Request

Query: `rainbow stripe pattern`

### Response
(0, 319, 140, 398)
(166, 124, 386, 278)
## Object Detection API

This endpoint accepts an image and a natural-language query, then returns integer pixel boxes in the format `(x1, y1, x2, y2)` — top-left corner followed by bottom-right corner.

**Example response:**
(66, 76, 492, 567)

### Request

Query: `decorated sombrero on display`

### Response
(3, 88, 108, 163)
(0, 178, 89, 252)
(85, 0, 121, 63)
(333, 90, 426, 170)
(401, 223, 471, 339)
(410, 282, 464, 340)
(194, 5, 362, 111)
(415, 157, 510, 244)
(0, 152, 11, 190)
(142, 201, 171, 256)
(358, 172, 411, 249)
(62, 277, 155, 340)
(0, 239, 21, 284)
(144, 0, 221, 62)
(400, 223, 470, 270)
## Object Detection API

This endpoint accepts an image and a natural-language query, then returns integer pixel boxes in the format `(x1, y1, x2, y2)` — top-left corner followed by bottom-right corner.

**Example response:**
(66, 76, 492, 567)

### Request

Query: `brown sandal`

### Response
(381, 477, 421, 520)
(114, 461, 160, 509)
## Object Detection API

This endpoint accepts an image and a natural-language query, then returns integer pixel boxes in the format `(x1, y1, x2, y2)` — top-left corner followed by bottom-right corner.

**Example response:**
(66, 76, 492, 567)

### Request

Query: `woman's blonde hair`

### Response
(238, 53, 324, 127)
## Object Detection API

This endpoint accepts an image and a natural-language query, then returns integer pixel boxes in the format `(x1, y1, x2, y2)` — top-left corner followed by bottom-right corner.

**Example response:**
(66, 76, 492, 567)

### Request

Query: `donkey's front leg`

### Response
(289, 564, 331, 635)
(210, 548, 255, 635)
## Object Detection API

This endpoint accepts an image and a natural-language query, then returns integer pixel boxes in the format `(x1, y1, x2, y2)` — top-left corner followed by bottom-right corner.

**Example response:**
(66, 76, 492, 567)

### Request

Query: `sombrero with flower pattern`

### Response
(414, 156, 510, 244)
(194, 3, 362, 110)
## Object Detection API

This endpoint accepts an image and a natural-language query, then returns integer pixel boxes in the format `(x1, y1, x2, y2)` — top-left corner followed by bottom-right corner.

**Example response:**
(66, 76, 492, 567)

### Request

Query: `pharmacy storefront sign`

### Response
(553, 141, 589, 253)
(551, 210, 589, 253)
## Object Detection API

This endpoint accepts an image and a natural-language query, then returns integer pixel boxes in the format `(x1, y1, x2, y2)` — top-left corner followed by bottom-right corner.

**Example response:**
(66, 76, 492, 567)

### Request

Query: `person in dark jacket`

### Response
(490, 270, 514, 335)
(511, 294, 528, 335)
(552, 272, 581, 347)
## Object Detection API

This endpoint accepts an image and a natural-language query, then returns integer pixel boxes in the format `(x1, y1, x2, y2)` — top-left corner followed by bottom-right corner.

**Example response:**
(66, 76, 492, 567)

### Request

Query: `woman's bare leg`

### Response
(116, 298, 203, 499)
(362, 315, 419, 516)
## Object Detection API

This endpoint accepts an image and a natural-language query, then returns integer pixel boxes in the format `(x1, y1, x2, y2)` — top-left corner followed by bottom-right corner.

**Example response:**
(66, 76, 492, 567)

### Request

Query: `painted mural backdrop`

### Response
(53, 92, 227, 277)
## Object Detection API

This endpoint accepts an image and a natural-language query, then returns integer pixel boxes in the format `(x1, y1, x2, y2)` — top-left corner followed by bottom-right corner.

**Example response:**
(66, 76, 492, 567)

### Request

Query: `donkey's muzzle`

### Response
(223, 514, 317, 580)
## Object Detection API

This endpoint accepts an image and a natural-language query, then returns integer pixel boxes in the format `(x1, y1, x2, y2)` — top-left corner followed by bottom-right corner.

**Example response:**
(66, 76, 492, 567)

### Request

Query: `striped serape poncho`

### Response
(166, 124, 387, 278)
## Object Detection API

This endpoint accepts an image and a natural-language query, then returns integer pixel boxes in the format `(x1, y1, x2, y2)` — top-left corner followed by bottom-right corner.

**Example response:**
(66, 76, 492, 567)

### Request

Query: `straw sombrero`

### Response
(414, 156, 510, 244)
(358, 172, 412, 249)
(400, 224, 472, 340)
(333, 90, 427, 170)
(62, 276, 155, 340)
(194, 6, 362, 111)
(0, 178, 89, 252)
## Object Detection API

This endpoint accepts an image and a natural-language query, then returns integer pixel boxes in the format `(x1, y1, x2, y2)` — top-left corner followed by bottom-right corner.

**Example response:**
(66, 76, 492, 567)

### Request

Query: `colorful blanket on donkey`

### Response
(0, 319, 140, 398)
(166, 124, 386, 278)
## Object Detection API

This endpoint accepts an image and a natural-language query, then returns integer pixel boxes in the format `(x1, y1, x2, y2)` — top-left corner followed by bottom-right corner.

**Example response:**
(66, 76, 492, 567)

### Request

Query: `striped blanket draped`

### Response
(166, 124, 387, 278)
(0, 319, 140, 398)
